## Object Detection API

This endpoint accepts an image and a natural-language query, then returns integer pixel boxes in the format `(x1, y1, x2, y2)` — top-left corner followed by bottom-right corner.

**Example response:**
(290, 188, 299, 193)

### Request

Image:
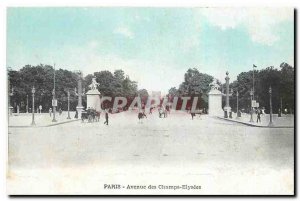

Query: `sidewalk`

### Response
(216, 113, 294, 128)
(8, 111, 80, 128)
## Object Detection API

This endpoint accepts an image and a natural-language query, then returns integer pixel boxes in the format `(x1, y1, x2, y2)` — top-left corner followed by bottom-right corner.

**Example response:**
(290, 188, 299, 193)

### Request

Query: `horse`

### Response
(138, 112, 147, 123)
(158, 108, 167, 118)
(95, 111, 100, 122)
(81, 109, 100, 123)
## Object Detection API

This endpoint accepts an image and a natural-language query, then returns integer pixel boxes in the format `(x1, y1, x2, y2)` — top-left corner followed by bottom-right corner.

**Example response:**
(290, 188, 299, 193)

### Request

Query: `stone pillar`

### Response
(223, 71, 232, 117)
(208, 89, 223, 116)
(75, 72, 85, 119)
(86, 89, 101, 111)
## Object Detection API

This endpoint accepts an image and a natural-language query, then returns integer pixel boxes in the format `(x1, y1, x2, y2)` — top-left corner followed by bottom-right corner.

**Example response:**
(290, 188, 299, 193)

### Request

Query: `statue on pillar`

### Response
(89, 77, 100, 90)
(208, 78, 223, 116)
(86, 76, 101, 112)
(209, 78, 220, 90)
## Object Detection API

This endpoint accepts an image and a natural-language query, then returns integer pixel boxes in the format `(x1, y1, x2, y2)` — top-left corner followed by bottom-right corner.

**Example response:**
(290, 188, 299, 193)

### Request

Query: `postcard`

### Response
(7, 7, 294, 195)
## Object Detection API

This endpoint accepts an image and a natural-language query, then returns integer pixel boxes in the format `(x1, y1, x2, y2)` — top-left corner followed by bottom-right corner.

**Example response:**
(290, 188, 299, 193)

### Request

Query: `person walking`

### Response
(104, 111, 109, 125)
(149, 107, 153, 114)
(257, 109, 261, 123)
(191, 112, 195, 120)
(49, 108, 52, 117)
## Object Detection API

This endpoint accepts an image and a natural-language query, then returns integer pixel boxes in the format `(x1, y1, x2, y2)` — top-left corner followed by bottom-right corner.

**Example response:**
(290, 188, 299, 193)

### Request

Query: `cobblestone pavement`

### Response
(7, 110, 294, 195)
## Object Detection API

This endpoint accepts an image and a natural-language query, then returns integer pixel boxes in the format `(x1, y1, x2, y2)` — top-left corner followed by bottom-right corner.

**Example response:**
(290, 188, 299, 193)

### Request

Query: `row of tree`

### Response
(8, 64, 143, 112)
(167, 62, 294, 113)
(8, 62, 294, 114)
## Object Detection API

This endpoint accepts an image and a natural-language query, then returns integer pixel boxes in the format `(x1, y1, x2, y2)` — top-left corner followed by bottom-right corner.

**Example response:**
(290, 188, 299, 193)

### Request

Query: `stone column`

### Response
(223, 71, 232, 118)
(75, 72, 85, 119)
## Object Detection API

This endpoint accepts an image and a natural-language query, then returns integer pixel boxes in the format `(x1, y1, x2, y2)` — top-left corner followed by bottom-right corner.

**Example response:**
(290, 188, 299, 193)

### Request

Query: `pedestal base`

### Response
(67, 112, 71, 119)
(9, 106, 13, 116)
(208, 89, 223, 116)
(86, 89, 101, 112)
(223, 106, 231, 118)
(76, 106, 84, 119)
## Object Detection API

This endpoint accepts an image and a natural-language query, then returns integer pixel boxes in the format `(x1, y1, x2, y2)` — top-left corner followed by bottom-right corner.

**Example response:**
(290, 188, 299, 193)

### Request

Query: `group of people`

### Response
(48, 108, 63, 117)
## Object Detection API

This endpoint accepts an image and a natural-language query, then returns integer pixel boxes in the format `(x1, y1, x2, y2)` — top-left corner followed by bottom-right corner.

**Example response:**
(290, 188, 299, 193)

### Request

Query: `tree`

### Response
(279, 62, 294, 113)
(138, 89, 149, 104)
(171, 68, 213, 109)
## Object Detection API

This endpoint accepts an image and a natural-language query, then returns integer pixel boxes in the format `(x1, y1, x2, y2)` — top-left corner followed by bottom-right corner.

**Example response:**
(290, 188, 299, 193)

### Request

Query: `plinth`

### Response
(76, 106, 84, 119)
(86, 89, 101, 112)
(208, 88, 223, 116)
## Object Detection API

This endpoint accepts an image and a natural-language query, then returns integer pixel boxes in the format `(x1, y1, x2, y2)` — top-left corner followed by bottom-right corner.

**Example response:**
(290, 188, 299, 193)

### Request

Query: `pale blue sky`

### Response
(7, 8, 294, 93)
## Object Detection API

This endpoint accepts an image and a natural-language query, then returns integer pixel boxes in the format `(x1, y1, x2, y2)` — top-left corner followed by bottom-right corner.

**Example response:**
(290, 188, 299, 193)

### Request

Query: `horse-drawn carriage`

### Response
(158, 107, 167, 118)
(81, 108, 100, 123)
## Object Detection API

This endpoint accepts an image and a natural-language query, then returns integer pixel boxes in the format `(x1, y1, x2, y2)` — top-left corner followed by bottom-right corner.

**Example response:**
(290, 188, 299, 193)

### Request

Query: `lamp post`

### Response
(9, 86, 14, 116)
(236, 90, 239, 119)
(31, 86, 36, 126)
(75, 71, 85, 119)
(268, 86, 274, 127)
(26, 94, 29, 113)
(279, 97, 282, 117)
(67, 90, 71, 119)
(52, 89, 57, 122)
(223, 71, 232, 118)
(249, 89, 254, 122)
(52, 64, 57, 122)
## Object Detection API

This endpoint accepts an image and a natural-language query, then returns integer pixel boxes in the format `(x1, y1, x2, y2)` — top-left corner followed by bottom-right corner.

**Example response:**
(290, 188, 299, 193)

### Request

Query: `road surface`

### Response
(7, 110, 294, 195)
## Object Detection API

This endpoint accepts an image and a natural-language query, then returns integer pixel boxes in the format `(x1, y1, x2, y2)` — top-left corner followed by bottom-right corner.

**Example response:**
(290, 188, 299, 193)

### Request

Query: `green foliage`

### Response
(169, 63, 294, 113)
(8, 65, 138, 112)
(8, 62, 294, 114)
(171, 68, 214, 109)
(229, 63, 294, 113)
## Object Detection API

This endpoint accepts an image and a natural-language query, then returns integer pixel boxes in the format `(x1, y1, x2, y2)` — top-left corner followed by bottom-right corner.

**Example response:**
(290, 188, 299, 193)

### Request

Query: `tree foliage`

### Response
(8, 65, 138, 112)
(169, 63, 294, 113)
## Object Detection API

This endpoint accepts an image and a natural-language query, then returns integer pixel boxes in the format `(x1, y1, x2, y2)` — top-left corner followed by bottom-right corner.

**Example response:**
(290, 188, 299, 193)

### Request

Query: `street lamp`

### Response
(52, 89, 57, 122)
(75, 71, 85, 119)
(249, 89, 254, 122)
(268, 86, 274, 127)
(67, 90, 71, 119)
(236, 90, 239, 119)
(9, 86, 14, 116)
(52, 64, 57, 122)
(252, 64, 257, 98)
(31, 86, 36, 126)
(26, 94, 29, 113)
(223, 71, 233, 118)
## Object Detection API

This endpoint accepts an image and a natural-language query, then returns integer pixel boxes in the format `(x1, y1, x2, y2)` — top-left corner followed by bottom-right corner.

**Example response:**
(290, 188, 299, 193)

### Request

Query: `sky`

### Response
(6, 7, 294, 93)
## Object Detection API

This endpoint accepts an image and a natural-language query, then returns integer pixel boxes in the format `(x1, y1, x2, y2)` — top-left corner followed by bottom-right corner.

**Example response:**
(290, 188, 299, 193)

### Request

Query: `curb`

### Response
(216, 117, 294, 128)
(9, 119, 80, 128)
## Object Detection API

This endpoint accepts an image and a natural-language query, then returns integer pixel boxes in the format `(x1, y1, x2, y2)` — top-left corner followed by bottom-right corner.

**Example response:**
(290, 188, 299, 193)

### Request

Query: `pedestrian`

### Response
(39, 105, 42, 114)
(49, 108, 52, 117)
(191, 112, 195, 120)
(257, 109, 261, 123)
(59, 108, 62, 115)
(104, 111, 109, 125)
